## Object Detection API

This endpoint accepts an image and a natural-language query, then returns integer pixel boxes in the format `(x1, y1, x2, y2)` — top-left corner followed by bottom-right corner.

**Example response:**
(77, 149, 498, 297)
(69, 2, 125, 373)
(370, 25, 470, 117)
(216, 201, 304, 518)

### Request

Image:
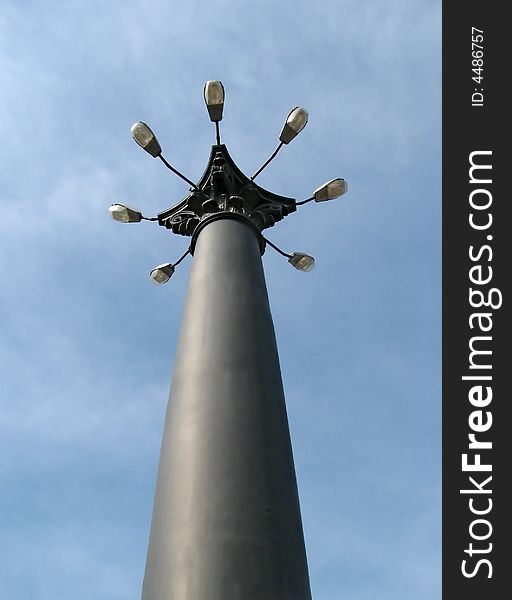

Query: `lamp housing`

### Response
(149, 263, 175, 285)
(279, 107, 309, 144)
(131, 122, 162, 157)
(109, 203, 143, 223)
(313, 178, 348, 202)
(204, 81, 225, 122)
(288, 252, 315, 272)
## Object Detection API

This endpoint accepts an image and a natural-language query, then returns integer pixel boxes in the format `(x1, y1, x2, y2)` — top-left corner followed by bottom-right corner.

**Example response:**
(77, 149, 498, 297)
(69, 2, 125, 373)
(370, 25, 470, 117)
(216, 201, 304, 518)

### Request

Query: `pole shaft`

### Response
(141, 218, 312, 600)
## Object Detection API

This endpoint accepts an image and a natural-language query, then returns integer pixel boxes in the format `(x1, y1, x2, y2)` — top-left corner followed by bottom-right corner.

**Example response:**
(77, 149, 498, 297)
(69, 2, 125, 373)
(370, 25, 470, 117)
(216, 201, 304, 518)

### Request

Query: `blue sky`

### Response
(0, 1, 441, 598)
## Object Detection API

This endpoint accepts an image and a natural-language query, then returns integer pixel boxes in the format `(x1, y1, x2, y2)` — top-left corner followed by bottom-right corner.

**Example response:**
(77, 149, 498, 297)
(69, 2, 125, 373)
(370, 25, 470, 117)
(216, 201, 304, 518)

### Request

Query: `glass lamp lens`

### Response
(328, 178, 347, 198)
(149, 263, 175, 285)
(131, 122, 154, 147)
(204, 81, 224, 105)
(288, 252, 315, 272)
(286, 107, 308, 134)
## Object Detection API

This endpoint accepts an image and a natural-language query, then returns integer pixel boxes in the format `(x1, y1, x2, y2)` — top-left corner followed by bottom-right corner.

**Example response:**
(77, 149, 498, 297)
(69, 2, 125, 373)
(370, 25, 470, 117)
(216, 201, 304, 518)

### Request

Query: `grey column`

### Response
(141, 217, 312, 600)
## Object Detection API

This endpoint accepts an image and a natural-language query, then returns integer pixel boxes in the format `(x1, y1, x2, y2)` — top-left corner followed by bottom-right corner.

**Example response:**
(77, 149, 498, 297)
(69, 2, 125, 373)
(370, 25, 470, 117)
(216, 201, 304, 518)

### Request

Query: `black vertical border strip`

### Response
(443, 3, 509, 599)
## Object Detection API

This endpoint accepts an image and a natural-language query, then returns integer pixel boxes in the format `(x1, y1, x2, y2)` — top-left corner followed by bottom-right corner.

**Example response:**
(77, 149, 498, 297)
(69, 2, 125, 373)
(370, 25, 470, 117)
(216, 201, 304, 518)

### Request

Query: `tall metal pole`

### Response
(141, 215, 312, 599)
(113, 97, 346, 598)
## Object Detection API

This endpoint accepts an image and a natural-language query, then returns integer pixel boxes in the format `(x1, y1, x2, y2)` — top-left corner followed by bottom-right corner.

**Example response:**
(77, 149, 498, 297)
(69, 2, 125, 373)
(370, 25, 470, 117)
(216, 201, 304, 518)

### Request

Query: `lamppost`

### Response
(109, 81, 347, 600)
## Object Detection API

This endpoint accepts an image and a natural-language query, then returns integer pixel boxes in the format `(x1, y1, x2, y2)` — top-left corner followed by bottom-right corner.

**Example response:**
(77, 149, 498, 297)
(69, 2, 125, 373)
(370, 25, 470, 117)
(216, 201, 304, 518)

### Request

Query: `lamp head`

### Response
(149, 263, 175, 285)
(203, 80, 225, 122)
(131, 122, 162, 157)
(279, 107, 309, 144)
(313, 178, 348, 202)
(288, 252, 315, 272)
(108, 203, 143, 223)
